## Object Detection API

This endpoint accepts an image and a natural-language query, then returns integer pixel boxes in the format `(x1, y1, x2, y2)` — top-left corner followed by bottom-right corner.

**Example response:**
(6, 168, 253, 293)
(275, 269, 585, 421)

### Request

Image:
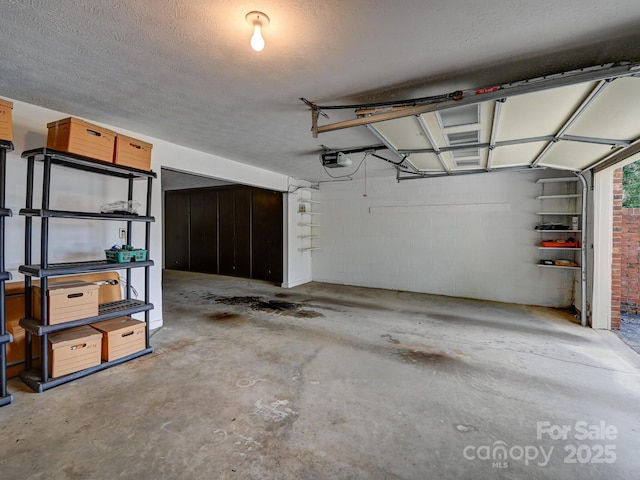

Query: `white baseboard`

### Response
(281, 277, 312, 288)
(149, 318, 163, 330)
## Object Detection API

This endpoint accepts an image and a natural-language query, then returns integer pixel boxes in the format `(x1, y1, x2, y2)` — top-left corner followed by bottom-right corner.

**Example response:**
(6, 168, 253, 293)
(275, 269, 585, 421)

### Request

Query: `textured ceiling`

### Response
(2, 0, 640, 181)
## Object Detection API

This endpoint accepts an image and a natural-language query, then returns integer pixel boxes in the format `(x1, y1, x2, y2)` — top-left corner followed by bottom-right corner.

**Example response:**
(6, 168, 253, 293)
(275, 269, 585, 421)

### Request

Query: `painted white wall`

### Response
(283, 186, 314, 288)
(312, 166, 575, 307)
(5, 99, 303, 330)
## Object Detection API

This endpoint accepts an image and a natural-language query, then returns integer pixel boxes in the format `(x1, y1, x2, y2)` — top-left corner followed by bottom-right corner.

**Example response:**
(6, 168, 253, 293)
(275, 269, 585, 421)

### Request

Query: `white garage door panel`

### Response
(539, 141, 613, 170)
(407, 152, 445, 171)
(496, 83, 595, 142)
(357, 65, 640, 176)
(444, 147, 489, 169)
(491, 142, 548, 168)
(372, 117, 428, 150)
(420, 101, 494, 147)
(565, 77, 640, 140)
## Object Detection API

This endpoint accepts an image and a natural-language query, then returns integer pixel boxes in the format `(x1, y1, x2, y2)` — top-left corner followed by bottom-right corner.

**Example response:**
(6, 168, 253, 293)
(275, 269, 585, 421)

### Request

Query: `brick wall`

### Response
(620, 207, 640, 314)
(611, 168, 623, 329)
(612, 167, 640, 327)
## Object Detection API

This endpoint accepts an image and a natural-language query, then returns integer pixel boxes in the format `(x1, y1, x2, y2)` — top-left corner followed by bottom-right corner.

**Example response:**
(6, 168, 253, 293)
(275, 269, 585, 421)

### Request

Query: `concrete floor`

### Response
(2, 270, 640, 479)
(618, 314, 640, 354)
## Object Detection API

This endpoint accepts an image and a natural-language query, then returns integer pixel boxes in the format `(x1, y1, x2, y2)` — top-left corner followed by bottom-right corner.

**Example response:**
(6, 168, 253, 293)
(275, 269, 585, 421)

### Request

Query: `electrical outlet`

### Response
(119, 228, 126, 239)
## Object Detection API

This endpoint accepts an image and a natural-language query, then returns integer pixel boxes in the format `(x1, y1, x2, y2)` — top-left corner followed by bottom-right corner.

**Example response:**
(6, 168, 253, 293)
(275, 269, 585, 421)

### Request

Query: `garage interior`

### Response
(1, 1, 640, 479)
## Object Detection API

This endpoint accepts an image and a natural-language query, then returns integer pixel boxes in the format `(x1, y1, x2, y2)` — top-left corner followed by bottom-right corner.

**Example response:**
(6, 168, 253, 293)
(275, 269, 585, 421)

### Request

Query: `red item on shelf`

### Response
(541, 241, 578, 248)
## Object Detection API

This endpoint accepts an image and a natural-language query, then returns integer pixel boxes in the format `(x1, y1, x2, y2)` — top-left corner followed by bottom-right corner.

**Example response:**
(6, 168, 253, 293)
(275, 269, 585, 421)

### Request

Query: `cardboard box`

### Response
(4, 274, 121, 378)
(49, 325, 102, 377)
(114, 134, 152, 171)
(0, 98, 13, 141)
(46, 117, 116, 163)
(91, 316, 145, 361)
(33, 281, 99, 325)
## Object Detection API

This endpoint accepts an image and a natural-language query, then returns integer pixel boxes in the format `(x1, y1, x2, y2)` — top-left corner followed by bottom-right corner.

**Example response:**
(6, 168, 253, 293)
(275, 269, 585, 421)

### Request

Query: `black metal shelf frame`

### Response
(20, 347, 153, 393)
(19, 259, 154, 277)
(20, 147, 155, 391)
(20, 208, 154, 222)
(21, 148, 157, 179)
(1, 140, 14, 406)
(20, 298, 153, 336)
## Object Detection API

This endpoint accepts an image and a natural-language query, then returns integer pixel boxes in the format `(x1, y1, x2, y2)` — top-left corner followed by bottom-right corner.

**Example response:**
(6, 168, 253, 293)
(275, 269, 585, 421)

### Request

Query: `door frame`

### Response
(592, 156, 640, 329)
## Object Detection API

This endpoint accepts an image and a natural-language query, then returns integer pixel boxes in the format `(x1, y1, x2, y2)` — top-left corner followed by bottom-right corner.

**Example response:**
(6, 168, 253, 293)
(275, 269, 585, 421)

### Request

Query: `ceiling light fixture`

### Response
(245, 11, 269, 52)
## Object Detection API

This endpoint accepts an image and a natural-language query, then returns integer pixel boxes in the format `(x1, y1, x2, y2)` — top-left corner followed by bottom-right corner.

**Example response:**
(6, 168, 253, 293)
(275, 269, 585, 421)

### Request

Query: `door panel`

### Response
(164, 190, 190, 270)
(252, 190, 283, 282)
(189, 189, 218, 274)
(233, 189, 252, 278)
(218, 189, 236, 276)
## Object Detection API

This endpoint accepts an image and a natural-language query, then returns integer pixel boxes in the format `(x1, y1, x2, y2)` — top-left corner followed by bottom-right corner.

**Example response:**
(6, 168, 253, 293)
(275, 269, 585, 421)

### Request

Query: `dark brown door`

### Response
(233, 189, 252, 278)
(166, 185, 282, 282)
(189, 189, 218, 274)
(218, 189, 235, 276)
(164, 190, 190, 271)
(218, 188, 252, 278)
(252, 190, 283, 282)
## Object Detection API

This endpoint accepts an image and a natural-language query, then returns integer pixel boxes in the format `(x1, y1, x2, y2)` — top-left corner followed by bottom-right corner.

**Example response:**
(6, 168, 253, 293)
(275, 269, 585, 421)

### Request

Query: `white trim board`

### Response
(592, 154, 640, 329)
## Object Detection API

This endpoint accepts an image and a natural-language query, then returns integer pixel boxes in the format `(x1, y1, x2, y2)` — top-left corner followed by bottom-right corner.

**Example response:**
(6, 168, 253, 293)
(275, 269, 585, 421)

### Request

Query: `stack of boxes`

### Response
(0, 114, 152, 380)
(35, 281, 146, 378)
(42, 117, 151, 377)
(46, 117, 153, 171)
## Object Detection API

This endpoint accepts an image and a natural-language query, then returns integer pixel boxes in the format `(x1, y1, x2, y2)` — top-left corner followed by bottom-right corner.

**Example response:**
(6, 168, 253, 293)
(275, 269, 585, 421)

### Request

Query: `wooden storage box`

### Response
(48, 325, 102, 377)
(46, 117, 116, 163)
(91, 316, 145, 361)
(114, 134, 152, 171)
(33, 281, 99, 325)
(0, 98, 13, 141)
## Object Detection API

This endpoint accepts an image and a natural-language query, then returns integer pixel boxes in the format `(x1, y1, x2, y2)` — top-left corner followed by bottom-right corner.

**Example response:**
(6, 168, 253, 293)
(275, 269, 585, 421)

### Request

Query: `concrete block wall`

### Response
(312, 166, 574, 307)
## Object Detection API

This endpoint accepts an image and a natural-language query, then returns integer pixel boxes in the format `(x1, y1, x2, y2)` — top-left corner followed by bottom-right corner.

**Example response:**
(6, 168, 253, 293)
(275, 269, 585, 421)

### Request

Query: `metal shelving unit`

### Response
(535, 175, 587, 325)
(0, 139, 14, 407)
(19, 148, 156, 393)
(535, 176, 583, 269)
(298, 187, 320, 252)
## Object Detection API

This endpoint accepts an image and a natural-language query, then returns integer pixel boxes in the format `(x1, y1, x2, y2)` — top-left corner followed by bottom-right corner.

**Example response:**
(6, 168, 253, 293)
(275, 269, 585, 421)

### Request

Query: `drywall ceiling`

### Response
(2, 0, 640, 182)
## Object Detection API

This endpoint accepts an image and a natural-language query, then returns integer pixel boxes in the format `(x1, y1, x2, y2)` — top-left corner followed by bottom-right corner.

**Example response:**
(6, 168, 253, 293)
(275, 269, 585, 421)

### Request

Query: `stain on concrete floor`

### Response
(216, 295, 323, 318)
(209, 311, 242, 321)
(392, 343, 455, 365)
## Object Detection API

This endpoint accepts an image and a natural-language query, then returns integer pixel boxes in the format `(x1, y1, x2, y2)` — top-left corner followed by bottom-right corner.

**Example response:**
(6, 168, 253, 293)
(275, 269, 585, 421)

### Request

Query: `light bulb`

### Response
(246, 11, 269, 52)
(250, 22, 265, 52)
